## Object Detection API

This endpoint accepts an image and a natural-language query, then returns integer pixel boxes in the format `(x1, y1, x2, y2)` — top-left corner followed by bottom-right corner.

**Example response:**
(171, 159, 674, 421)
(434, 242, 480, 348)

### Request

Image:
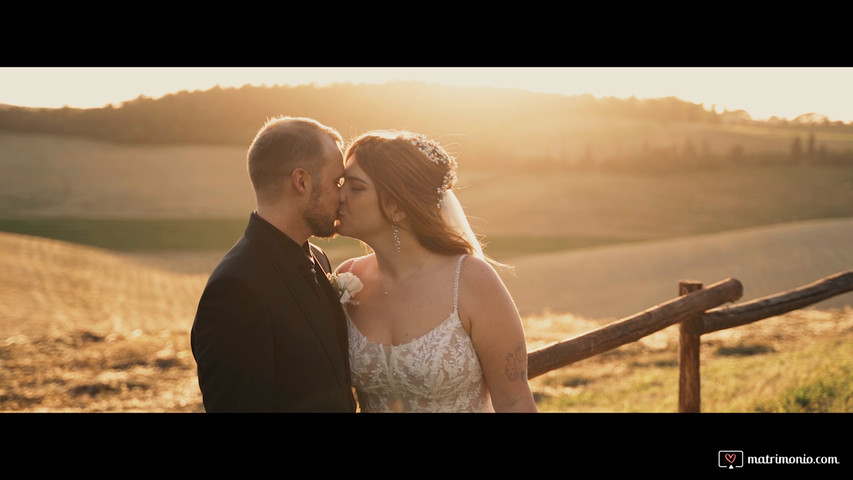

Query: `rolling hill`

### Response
(500, 217, 853, 319)
(3, 217, 850, 342)
(0, 231, 205, 339)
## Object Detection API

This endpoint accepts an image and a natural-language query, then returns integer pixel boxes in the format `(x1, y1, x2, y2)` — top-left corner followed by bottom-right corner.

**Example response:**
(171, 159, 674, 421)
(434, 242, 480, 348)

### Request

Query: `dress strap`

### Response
(453, 254, 467, 311)
(344, 256, 359, 273)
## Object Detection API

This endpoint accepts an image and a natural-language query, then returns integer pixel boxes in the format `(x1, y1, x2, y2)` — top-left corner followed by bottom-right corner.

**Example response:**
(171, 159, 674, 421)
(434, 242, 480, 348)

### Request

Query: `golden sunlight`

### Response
(1, 67, 852, 123)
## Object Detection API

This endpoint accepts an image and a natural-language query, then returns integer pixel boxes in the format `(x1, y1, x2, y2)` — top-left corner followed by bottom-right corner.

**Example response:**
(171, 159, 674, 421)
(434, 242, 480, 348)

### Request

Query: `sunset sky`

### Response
(2, 67, 852, 123)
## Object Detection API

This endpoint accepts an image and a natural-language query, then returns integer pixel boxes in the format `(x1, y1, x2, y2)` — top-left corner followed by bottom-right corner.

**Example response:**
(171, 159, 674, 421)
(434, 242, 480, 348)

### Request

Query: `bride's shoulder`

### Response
(457, 254, 516, 317)
(458, 254, 502, 284)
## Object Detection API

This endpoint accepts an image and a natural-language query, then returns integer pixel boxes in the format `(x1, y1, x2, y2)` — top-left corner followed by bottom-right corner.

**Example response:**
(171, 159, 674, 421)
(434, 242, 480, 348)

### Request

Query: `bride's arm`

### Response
(460, 256, 538, 413)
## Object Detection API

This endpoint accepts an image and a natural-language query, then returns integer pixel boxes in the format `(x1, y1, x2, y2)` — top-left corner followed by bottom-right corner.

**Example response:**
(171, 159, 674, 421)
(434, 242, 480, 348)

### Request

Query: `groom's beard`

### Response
(304, 190, 336, 239)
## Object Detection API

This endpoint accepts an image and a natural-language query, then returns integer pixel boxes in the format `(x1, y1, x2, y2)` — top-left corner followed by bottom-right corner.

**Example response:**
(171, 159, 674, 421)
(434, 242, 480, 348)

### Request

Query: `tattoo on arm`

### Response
(504, 343, 527, 381)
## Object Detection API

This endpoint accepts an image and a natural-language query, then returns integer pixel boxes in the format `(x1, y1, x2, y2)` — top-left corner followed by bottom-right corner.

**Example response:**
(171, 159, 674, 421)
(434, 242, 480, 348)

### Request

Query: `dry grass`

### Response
(0, 233, 205, 412)
(1, 328, 201, 412)
(524, 308, 853, 412)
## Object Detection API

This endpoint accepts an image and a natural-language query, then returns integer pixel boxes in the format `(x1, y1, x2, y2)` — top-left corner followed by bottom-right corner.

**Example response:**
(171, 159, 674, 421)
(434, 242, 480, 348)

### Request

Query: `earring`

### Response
(392, 221, 402, 254)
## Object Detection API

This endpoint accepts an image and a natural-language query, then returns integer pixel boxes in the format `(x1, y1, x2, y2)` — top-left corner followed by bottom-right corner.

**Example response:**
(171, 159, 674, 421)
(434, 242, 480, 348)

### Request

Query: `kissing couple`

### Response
(191, 116, 538, 413)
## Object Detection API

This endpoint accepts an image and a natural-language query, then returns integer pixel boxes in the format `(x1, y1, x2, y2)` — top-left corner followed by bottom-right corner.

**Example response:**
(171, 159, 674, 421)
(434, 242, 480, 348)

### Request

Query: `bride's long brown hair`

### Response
(344, 130, 479, 256)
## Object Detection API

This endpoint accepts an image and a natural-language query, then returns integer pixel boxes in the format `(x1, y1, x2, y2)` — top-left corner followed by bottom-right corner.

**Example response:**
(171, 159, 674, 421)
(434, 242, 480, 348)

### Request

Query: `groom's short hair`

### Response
(247, 116, 343, 203)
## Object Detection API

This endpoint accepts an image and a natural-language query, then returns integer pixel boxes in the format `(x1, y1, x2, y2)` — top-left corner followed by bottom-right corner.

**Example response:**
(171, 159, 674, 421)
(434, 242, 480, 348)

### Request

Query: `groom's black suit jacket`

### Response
(191, 213, 356, 412)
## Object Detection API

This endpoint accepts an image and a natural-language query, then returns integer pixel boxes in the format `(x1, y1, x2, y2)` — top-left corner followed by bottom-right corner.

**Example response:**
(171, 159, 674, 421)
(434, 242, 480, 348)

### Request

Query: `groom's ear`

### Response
(290, 167, 311, 195)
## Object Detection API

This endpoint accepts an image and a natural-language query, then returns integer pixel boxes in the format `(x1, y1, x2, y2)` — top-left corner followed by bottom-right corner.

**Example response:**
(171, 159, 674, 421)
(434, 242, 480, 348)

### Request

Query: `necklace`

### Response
(378, 257, 428, 296)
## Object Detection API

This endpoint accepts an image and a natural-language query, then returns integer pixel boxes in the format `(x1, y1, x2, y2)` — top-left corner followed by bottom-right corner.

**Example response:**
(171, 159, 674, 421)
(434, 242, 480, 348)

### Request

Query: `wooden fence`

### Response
(526, 270, 853, 412)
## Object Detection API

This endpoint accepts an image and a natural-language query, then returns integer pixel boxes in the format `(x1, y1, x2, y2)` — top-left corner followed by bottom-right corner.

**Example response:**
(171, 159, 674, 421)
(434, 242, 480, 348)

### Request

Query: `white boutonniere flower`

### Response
(327, 272, 363, 305)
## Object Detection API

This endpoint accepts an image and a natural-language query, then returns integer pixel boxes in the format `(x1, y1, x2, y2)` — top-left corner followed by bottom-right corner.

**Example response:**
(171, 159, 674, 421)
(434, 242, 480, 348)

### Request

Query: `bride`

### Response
(333, 130, 538, 413)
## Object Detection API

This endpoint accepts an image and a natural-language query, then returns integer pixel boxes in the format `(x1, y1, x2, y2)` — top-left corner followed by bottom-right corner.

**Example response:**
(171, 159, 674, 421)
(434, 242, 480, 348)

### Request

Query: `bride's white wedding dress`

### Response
(347, 255, 494, 412)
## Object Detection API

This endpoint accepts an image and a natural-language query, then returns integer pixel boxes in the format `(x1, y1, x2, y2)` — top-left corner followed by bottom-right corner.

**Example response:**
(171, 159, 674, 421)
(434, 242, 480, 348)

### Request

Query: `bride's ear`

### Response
(383, 200, 407, 224)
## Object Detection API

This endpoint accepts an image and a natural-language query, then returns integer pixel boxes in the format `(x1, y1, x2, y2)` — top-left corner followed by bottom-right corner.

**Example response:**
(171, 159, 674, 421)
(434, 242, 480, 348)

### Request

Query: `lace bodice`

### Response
(347, 255, 494, 413)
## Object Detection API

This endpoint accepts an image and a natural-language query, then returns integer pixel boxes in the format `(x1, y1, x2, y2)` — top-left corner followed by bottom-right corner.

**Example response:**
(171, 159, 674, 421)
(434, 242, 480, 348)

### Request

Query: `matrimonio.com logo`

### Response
(719, 450, 744, 469)
(718, 450, 841, 469)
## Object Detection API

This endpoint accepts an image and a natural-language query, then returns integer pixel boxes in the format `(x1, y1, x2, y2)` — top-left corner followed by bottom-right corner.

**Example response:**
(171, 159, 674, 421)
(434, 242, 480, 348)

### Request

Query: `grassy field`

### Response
(1, 132, 852, 412)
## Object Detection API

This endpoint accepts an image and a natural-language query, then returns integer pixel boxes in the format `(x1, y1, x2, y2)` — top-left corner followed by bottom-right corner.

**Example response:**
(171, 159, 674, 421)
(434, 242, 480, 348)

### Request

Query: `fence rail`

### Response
(526, 270, 853, 412)
(701, 270, 853, 334)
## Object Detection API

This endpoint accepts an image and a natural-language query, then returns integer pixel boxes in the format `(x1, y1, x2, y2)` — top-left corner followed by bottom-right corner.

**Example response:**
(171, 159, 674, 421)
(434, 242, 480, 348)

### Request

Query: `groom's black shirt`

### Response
(253, 212, 324, 295)
(191, 212, 356, 412)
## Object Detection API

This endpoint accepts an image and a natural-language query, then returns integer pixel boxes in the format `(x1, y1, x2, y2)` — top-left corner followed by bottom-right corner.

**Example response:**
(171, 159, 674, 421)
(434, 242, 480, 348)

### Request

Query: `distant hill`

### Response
(0, 81, 722, 145)
(2, 81, 852, 171)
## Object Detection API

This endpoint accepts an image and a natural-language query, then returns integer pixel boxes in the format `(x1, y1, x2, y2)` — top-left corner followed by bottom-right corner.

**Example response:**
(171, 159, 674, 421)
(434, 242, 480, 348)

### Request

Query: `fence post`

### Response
(678, 280, 704, 413)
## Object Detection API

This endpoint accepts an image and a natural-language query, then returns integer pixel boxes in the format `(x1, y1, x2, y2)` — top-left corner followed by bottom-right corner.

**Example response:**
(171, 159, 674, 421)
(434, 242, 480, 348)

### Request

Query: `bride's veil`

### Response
(440, 189, 484, 259)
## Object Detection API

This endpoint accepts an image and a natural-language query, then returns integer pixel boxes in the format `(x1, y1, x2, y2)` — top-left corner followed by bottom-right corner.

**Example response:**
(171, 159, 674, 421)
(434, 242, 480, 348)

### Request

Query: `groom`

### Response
(191, 116, 356, 412)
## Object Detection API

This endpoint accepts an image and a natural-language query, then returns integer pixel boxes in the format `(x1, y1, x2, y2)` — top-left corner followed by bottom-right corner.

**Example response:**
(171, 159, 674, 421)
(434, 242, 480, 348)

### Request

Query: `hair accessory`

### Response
(408, 135, 458, 208)
(409, 135, 449, 166)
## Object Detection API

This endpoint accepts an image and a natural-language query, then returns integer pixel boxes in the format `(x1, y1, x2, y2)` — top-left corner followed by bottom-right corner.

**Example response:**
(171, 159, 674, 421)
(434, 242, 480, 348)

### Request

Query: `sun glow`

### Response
(1, 67, 852, 123)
